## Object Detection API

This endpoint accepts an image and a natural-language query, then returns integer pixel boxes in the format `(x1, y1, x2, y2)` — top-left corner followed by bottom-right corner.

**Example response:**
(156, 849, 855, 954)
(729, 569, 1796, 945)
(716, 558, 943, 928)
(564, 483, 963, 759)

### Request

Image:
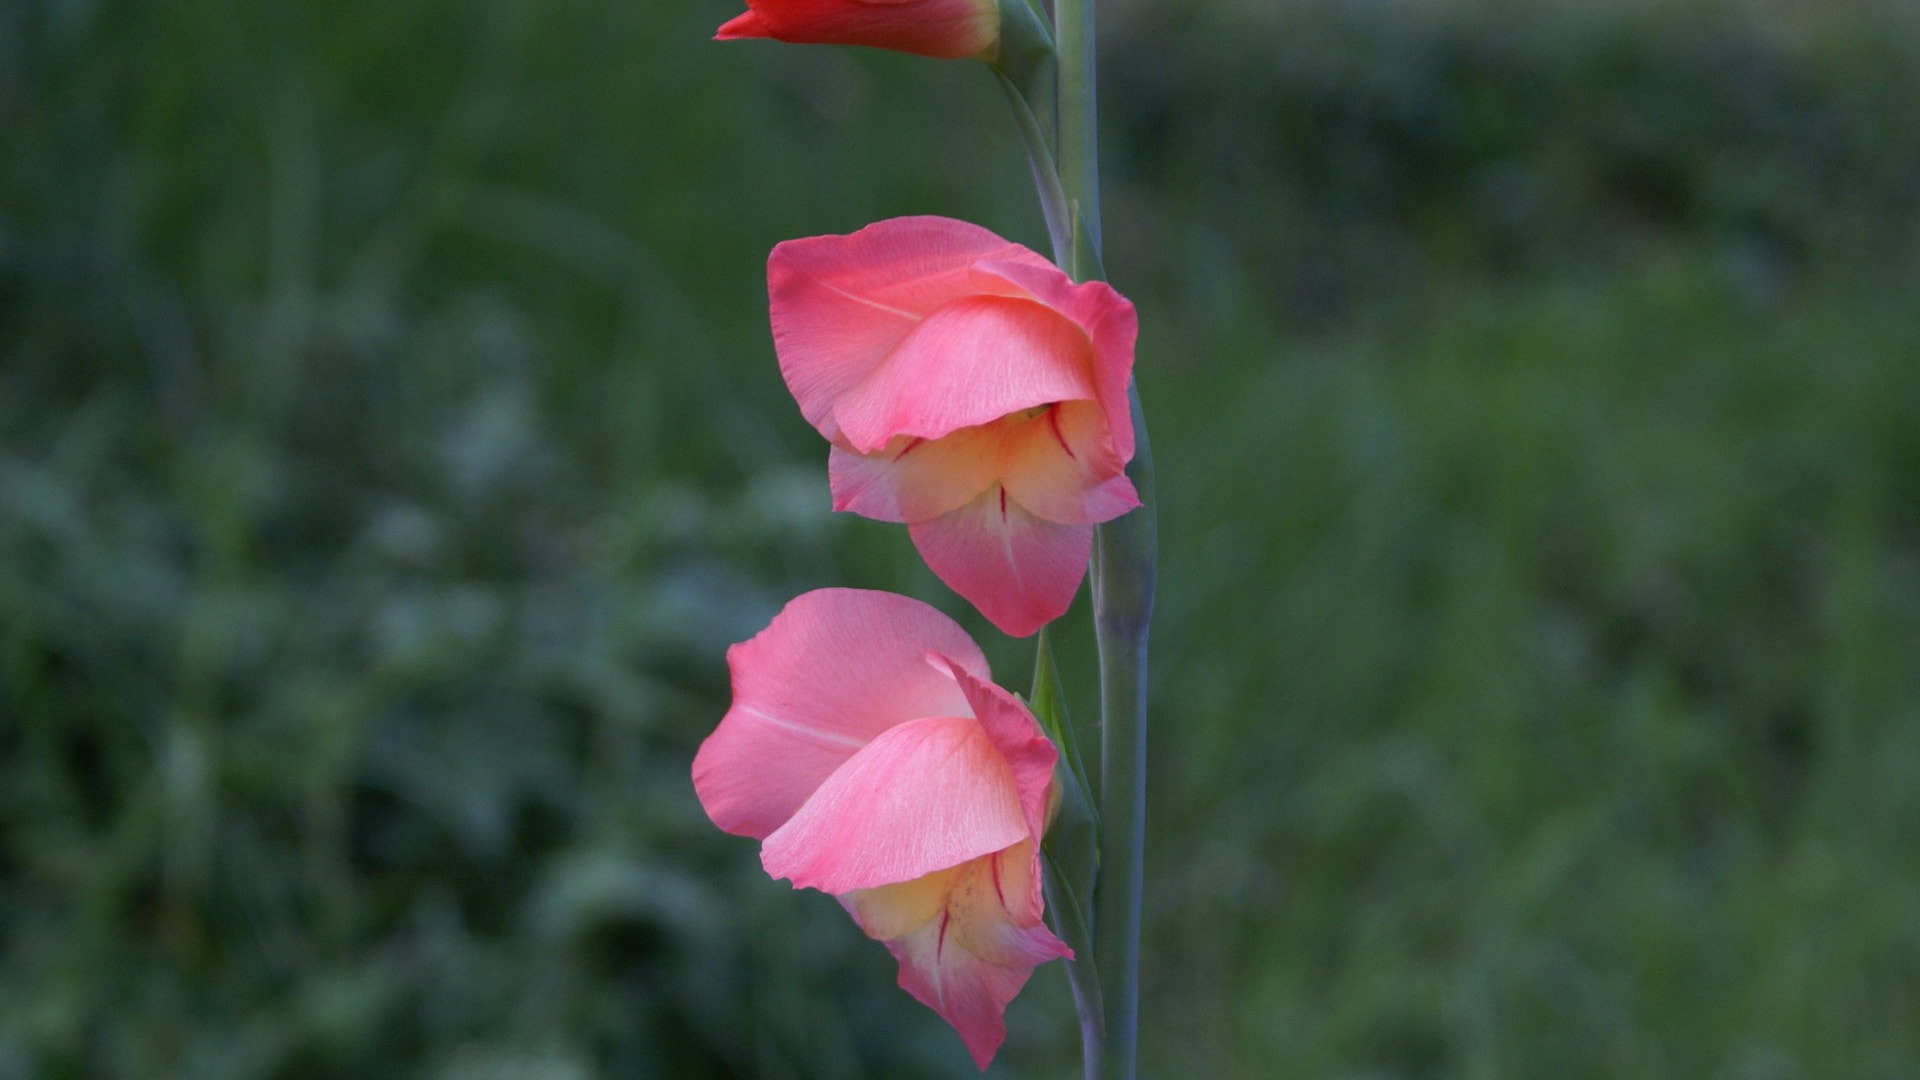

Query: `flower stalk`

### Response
(1089, 386, 1154, 1080)
(1055, 0, 1102, 263)
(998, 0, 1155, 1072)
(1056, 0, 1154, 1073)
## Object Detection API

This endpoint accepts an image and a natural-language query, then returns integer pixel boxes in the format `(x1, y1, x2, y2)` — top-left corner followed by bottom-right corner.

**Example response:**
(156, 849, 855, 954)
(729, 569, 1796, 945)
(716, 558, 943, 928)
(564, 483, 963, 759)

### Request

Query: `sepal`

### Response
(993, 0, 1056, 87)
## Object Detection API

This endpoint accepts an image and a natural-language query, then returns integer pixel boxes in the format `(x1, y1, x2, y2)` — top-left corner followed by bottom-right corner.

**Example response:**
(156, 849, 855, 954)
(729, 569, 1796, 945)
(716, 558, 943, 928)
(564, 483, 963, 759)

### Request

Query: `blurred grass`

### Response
(3, 0, 1919, 1077)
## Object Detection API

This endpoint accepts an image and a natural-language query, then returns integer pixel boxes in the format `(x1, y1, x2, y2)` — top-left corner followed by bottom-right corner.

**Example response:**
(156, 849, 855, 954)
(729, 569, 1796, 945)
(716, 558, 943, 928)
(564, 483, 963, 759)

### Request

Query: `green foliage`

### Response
(2, 0, 1917, 1077)
(1146, 260, 1920, 1079)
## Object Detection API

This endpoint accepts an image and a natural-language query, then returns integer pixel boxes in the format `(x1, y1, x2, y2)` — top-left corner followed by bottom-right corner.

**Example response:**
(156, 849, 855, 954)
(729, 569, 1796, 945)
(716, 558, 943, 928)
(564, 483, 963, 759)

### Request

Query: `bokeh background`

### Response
(5, 0, 1920, 1076)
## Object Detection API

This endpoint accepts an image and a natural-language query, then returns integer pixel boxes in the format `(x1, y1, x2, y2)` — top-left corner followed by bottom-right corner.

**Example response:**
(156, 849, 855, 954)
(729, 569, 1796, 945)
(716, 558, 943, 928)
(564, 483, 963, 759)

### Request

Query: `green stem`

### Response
(1055, 1, 1153, 1077)
(1089, 386, 1153, 1080)
(1055, 0, 1102, 263)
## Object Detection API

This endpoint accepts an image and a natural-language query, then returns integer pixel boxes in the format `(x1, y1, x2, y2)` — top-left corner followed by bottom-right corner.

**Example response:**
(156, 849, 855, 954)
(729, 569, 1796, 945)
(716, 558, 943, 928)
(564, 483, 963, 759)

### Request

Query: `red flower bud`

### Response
(716, 0, 1002, 61)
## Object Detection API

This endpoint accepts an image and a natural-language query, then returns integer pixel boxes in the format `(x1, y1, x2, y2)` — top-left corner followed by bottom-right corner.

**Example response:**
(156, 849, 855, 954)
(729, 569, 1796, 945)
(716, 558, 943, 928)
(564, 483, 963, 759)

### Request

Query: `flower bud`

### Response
(715, 0, 1003, 61)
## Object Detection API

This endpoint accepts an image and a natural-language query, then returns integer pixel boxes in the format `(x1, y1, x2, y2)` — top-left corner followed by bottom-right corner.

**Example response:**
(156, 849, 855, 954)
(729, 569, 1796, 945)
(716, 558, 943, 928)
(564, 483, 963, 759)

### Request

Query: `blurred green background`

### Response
(4, 0, 1919, 1076)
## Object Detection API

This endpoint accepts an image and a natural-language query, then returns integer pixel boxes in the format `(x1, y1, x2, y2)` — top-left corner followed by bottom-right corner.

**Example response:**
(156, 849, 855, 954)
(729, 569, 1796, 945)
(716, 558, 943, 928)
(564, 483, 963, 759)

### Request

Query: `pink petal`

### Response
(833, 296, 1099, 454)
(828, 424, 1002, 524)
(910, 487, 1093, 638)
(998, 401, 1141, 525)
(877, 846, 1073, 1070)
(761, 716, 1028, 894)
(692, 589, 989, 840)
(970, 258, 1139, 464)
(769, 218, 1026, 443)
(940, 662, 1058, 859)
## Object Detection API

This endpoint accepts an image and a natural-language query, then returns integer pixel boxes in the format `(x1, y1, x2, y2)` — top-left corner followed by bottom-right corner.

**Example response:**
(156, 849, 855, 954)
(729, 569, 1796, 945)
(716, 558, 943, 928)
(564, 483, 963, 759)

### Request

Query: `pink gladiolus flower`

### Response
(768, 216, 1140, 638)
(715, 0, 1000, 61)
(692, 588, 1073, 1068)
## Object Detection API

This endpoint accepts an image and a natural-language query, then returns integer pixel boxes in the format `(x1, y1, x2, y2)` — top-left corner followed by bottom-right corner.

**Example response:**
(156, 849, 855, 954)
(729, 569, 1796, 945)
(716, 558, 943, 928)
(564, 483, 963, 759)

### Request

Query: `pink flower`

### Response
(692, 588, 1073, 1068)
(768, 216, 1139, 638)
(715, 0, 1000, 61)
